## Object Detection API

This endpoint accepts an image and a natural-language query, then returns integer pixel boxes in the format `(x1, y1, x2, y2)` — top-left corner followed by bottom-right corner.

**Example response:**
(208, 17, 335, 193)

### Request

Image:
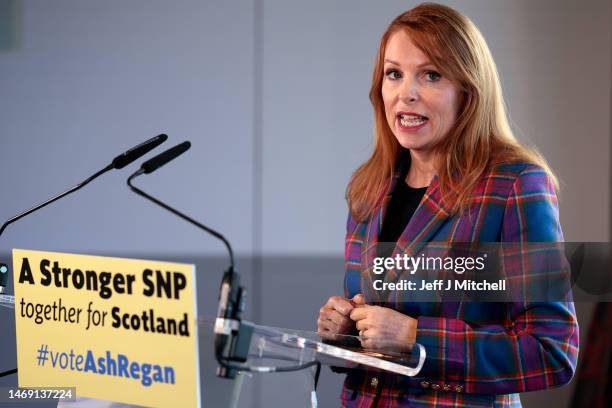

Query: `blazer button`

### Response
(420, 381, 430, 388)
(454, 385, 464, 393)
(442, 384, 452, 391)
(431, 383, 441, 390)
(370, 377, 379, 388)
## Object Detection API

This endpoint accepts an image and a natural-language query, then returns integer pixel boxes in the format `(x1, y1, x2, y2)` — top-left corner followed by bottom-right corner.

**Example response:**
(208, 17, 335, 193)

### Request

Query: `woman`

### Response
(317, 3, 579, 407)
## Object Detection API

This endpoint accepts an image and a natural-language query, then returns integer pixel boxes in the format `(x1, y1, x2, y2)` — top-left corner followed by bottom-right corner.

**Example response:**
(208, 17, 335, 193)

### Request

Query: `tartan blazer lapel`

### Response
(394, 175, 450, 256)
(361, 172, 451, 303)
(384, 175, 451, 304)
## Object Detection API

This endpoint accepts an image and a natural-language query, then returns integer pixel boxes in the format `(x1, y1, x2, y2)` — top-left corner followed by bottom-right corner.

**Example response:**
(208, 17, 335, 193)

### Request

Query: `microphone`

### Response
(126, 142, 247, 379)
(141, 141, 191, 174)
(0, 134, 168, 293)
(111, 134, 168, 169)
(0, 133, 168, 378)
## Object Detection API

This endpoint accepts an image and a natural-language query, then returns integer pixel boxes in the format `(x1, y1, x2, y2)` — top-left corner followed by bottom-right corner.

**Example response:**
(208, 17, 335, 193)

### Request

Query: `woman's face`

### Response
(382, 30, 461, 154)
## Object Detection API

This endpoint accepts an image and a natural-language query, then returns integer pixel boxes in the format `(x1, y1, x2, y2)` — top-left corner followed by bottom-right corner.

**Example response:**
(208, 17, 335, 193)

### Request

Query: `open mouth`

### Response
(397, 112, 428, 128)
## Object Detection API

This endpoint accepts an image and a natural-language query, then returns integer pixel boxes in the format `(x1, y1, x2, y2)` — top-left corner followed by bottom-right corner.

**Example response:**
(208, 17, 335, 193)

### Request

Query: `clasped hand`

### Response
(317, 294, 416, 353)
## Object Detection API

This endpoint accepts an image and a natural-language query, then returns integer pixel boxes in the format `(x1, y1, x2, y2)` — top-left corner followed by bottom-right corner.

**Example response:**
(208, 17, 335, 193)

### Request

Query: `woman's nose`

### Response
(399, 79, 419, 103)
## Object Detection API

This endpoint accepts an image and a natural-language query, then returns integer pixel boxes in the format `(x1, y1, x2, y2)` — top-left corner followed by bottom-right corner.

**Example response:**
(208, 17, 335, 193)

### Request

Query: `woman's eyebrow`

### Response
(384, 58, 400, 65)
(383, 59, 436, 69)
(417, 62, 437, 69)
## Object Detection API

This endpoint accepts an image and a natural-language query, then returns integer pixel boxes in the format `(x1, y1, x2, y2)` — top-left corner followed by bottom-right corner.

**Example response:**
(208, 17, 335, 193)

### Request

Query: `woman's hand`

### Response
(350, 303, 417, 353)
(317, 295, 360, 340)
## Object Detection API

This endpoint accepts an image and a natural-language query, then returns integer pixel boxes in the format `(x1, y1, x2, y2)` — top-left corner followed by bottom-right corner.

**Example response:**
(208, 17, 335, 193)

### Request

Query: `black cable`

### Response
(314, 361, 321, 390)
(214, 338, 321, 374)
(0, 368, 17, 377)
(217, 354, 321, 374)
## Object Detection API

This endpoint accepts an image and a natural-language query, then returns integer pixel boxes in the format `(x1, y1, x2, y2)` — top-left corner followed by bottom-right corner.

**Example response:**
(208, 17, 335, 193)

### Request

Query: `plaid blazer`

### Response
(341, 162, 579, 408)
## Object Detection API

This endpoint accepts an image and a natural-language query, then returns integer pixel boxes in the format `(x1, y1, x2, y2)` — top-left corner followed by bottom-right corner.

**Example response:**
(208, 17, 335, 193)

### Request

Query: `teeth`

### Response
(399, 114, 426, 127)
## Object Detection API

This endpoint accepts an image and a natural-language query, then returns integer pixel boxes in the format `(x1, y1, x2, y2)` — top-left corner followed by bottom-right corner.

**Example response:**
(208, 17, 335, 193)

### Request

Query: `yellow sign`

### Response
(12, 249, 201, 408)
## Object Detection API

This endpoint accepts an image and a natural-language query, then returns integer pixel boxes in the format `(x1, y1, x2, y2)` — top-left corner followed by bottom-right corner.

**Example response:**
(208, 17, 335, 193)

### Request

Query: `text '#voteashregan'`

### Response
(35, 344, 175, 388)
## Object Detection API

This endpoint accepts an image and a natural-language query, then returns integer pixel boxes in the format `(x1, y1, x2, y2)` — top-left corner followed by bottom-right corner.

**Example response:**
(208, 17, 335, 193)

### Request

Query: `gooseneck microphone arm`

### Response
(127, 142, 234, 269)
(0, 133, 168, 378)
(127, 176, 235, 271)
(0, 133, 168, 239)
(128, 173, 234, 268)
(0, 164, 112, 238)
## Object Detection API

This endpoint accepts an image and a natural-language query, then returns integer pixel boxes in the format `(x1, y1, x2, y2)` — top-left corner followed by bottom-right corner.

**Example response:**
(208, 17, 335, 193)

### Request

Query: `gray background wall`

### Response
(0, 0, 610, 407)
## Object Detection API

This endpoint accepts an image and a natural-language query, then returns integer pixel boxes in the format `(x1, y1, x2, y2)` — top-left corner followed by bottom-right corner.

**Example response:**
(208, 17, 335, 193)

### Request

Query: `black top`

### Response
(379, 157, 428, 246)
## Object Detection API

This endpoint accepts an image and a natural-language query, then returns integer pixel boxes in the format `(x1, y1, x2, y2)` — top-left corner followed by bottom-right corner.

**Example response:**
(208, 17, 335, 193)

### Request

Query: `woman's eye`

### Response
(424, 70, 441, 81)
(385, 69, 401, 80)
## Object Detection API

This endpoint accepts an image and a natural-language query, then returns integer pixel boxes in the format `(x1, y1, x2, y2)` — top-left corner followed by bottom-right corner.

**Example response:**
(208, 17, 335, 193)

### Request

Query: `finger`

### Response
(319, 308, 339, 324)
(317, 319, 335, 332)
(365, 328, 377, 340)
(360, 337, 374, 349)
(360, 330, 380, 349)
(326, 310, 352, 326)
(355, 320, 370, 331)
(349, 306, 369, 321)
(317, 329, 339, 341)
(319, 305, 333, 314)
(319, 307, 334, 320)
(319, 305, 341, 319)
(338, 317, 355, 331)
(319, 315, 354, 334)
(320, 306, 345, 322)
(326, 296, 354, 316)
(359, 327, 371, 338)
(351, 293, 366, 306)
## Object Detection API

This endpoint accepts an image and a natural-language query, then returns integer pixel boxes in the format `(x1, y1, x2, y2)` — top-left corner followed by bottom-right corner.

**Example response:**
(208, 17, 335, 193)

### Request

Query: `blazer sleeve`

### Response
(414, 166, 579, 395)
(344, 211, 362, 299)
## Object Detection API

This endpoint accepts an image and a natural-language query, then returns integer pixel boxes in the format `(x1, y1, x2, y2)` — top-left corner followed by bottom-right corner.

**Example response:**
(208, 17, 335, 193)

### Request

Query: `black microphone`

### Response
(112, 134, 168, 169)
(126, 142, 247, 379)
(141, 141, 191, 174)
(0, 134, 168, 292)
